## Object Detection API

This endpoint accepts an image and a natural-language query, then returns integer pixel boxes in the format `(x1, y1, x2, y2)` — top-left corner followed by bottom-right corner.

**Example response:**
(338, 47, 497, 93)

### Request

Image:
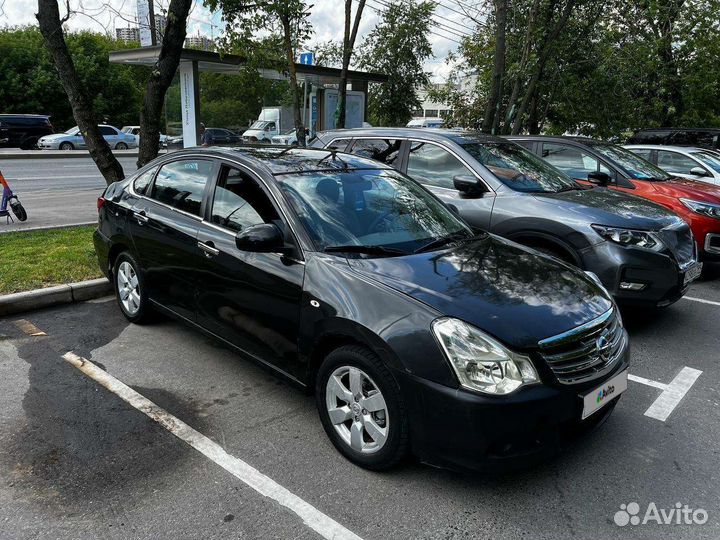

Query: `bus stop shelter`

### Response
(109, 46, 388, 147)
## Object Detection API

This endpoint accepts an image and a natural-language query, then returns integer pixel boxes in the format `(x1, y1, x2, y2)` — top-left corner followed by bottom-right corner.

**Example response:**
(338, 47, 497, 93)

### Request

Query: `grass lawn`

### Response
(0, 225, 102, 295)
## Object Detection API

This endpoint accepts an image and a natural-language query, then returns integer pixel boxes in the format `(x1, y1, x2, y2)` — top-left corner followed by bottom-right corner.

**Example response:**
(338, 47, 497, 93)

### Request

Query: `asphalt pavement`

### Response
(0, 156, 139, 232)
(0, 269, 718, 539)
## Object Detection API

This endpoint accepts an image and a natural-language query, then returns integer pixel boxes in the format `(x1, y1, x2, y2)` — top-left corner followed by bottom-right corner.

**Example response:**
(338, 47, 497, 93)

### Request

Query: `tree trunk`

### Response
(502, 0, 541, 134)
(481, 0, 507, 134)
(656, 0, 685, 126)
(281, 14, 306, 146)
(511, 0, 577, 135)
(338, 0, 366, 128)
(137, 0, 193, 168)
(36, 0, 124, 185)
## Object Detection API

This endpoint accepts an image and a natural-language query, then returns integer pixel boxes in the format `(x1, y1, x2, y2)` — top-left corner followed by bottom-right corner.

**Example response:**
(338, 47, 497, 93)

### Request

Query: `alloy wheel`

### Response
(325, 366, 389, 454)
(117, 261, 141, 316)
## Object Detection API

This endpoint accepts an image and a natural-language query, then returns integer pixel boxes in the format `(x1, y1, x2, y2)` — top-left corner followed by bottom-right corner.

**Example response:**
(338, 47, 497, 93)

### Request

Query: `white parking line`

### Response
(683, 296, 720, 307)
(629, 367, 702, 422)
(62, 351, 363, 540)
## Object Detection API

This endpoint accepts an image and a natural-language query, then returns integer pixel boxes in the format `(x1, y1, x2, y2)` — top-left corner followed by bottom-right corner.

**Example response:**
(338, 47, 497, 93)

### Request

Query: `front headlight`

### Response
(432, 318, 538, 395)
(592, 224, 664, 251)
(680, 198, 720, 219)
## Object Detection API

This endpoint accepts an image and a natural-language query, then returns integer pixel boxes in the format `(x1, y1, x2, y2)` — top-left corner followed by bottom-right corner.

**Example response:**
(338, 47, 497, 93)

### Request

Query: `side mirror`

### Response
(587, 171, 612, 186)
(453, 175, 485, 197)
(235, 223, 288, 253)
(690, 166, 708, 177)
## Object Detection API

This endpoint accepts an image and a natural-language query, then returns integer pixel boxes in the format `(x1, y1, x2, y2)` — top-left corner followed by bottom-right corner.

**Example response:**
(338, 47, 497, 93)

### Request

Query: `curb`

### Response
(0, 222, 96, 235)
(0, 149, 170, 160)
(0, 278, 112, 316)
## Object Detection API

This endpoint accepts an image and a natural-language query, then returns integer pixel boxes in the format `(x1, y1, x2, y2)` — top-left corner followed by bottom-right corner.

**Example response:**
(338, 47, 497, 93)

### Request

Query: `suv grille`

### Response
(537, 309, 626, 385)
(657, 222, 694, 266)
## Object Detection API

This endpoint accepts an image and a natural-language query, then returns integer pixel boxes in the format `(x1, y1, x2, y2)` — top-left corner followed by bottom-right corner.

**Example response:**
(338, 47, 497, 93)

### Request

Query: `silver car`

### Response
(38, 125, 137, 150)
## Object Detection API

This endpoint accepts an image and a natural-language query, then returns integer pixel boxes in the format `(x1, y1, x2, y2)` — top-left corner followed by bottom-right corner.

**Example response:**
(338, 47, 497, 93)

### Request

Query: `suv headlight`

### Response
(432, 318, 538, 395)
(592, 224, 664, 251)
(680, 198, 720, 219)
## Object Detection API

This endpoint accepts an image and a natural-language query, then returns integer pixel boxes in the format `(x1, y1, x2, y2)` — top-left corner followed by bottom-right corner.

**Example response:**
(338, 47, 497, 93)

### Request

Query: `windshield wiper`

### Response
(556, 185, 582, 192)
(414, 231, 474, 254)
(323, 244, 407, 257)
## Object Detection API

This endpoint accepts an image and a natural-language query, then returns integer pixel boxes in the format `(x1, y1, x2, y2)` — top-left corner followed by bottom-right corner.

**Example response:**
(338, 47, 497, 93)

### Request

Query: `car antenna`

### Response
(317, 149, 348, 169)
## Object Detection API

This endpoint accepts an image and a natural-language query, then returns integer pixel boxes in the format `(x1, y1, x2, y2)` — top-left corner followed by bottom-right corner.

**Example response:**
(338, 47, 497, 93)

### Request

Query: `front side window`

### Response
(593, 144, 671, 180)
(151, 159, 214, 216)
(407, 142, 474, 189)
(657, 150, 704, 176)
(327, 138, 350, 151)
(211, 166, 279, 232)
(541, 143, 611, 180)
(461, 141, 579, 192)
(692, 151, 720, 174)
(628, 148, 652, 161)
(133, 167, 157, 196)
(276, 168, 471, 254)
(350, 139, 401, 165)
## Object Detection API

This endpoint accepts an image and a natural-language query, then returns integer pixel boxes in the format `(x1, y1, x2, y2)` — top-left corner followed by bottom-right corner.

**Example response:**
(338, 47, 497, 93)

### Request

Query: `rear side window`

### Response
(350, 139, 401, 165)
(133, 167, 157, 196)
(151, 159, 214, 216)
(100, 126, 117, 136)
(327, 138, 350, 151)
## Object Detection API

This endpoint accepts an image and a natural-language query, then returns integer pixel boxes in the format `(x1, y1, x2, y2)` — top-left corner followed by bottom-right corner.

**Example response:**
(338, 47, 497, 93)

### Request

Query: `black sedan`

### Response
(94, 147, 629, 472)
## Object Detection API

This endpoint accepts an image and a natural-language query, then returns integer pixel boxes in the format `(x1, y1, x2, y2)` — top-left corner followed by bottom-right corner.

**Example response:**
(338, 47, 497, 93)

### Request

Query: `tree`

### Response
(207, 0, 313, 146)
(359, 0, 435, 126)
(481, 0, 507, 134)
(337, 0, 366, 128)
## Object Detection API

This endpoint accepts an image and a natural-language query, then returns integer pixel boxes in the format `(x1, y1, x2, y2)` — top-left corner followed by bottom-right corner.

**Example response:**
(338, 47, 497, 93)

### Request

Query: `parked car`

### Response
(37, 125, 137, 150)
(624, 145, 720, 186)
(0, 114, 54, 149)
(406, 117, 445, 128)
(312, 129, 699, 307)
(271, 129, 299, 146)
(121, 125, 168, 146)
(203, 127, 242, 145)
(95, 146, 629, 472)
(627, 128, 720, 152)
(511, 135, 720, 263)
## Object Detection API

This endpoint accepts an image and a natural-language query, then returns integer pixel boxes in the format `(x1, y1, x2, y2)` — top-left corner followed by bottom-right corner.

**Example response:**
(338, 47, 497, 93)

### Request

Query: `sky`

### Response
(0, 0, 480, 81)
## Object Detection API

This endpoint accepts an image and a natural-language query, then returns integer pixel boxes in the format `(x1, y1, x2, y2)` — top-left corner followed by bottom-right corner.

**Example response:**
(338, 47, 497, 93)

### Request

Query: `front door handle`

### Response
(134, 210, 149, 224)
(198, 241, 220, 257)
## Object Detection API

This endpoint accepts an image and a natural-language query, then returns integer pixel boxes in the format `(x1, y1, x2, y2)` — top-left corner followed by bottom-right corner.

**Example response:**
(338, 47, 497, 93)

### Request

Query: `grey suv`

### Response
(312, 128, 698, 308)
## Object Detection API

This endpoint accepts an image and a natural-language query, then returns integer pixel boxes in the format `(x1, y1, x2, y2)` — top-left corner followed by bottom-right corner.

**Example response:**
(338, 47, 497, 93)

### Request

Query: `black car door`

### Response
(127, 157, 216, 321)
(195, 162, 306, 380)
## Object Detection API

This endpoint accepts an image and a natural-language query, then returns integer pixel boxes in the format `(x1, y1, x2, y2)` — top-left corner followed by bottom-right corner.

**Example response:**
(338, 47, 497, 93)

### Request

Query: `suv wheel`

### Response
(113, 252, 151, 323)
(59, 142, 74, 151)
(316, 345, 409, 470)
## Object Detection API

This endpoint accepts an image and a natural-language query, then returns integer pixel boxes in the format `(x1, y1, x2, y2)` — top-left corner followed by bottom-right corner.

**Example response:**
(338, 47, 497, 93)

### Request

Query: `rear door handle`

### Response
(198, 241, 220, 257)
(134, 210, 149, 224)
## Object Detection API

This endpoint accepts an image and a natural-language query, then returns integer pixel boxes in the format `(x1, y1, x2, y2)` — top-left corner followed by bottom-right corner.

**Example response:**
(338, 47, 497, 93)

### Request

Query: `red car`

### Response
(510, 136, 720, 263)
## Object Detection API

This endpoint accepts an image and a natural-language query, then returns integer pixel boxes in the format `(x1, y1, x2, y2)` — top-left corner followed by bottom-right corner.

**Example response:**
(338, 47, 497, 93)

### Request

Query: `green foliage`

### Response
(359, 0, 435, 127)
(0, 26, 144, 130)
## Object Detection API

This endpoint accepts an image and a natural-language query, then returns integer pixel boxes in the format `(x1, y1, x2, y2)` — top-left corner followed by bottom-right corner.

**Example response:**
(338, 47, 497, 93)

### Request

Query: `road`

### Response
(0, 156, 139, 232)
(0, 270, 718, 539)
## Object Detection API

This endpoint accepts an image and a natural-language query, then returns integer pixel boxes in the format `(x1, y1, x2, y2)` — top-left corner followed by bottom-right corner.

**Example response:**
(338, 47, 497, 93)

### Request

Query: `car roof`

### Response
(171, 146, 393, 175)
(624, 144, 710, 153)
(317, 127, 506, 144)
(0, 113, 50, 118)
(506, 134, 607, 146)
(634, 127, 720, 133)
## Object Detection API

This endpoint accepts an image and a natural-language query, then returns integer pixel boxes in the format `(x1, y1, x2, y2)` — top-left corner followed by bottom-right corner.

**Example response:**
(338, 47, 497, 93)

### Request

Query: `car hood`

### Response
(40, 133, 71, 141)
(347, 234, 612, 350)
(532, 187, 681, 230)
(648, 177, 720, 203)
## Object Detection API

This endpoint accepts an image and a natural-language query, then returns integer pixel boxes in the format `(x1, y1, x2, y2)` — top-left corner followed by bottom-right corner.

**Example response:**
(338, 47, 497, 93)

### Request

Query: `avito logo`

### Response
(597, 385, 615, 404)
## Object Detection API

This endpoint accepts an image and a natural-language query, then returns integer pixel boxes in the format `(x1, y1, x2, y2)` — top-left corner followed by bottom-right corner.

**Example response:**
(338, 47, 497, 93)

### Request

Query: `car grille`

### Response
(537, 309, 626, 385)
(657, 222, 694, 266)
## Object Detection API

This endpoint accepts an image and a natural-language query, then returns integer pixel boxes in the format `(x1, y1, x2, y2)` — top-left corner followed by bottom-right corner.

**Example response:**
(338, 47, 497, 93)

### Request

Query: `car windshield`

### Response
(691, 151, 720, 173)
(65, 127, 80, 135)
(276, 168, 473, 256)
(250, 121, 270, 130)
(593, 144, 671, 180)
(460, 141, 580, 193)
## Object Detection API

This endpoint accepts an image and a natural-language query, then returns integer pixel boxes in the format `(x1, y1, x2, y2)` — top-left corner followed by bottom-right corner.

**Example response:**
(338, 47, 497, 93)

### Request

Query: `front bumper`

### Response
(394, 348, 629, 473)
(37, 141, 61, 150)
(580, 241, 696, 307)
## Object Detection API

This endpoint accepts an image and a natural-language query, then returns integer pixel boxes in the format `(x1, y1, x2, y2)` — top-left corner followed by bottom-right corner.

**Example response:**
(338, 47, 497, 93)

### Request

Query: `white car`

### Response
(406, 117, 445, 128)
(271, 129, 298, 145)
(38, 125, 138, 150)
(624, 144, 720, 186)
(121, 126, 168, 146)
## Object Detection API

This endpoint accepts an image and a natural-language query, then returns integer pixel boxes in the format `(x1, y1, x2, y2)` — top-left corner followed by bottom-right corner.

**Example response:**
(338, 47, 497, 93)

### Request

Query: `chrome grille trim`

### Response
(537, 308, 626, 385)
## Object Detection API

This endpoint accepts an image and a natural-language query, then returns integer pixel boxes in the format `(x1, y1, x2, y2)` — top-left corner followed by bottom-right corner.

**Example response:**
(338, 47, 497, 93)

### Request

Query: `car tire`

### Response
(316, 345, 409, 470)
(113, 252, 152, 324)
(59, 142, 74, 151)
(115, 142, 128, 150)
